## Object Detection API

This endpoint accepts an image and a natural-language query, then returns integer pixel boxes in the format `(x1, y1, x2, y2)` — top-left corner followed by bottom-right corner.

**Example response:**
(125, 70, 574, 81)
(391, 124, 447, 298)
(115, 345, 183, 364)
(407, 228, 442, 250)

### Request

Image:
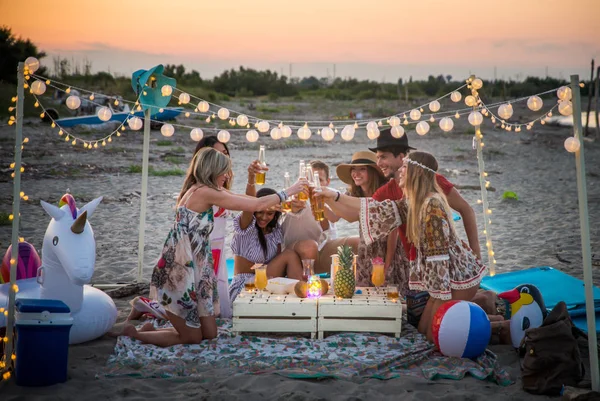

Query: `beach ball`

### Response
(432, 300, 491, 359)
(0, 242, 41, 283)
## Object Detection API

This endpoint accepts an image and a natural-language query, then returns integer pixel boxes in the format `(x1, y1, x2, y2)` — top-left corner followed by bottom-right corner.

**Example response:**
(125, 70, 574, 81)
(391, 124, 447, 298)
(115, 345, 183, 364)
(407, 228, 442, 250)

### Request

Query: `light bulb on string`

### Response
(497, 103, 513, 120)
(185, 112, 190, 118)
(270, 127, 282, 140)
(409, 109, 421, 121)
(464, 95, 477, 107)
(190, 128, 204, 141)
(527, 96, 543, 111)
(341, 125, 355, 141)
(257, 120, 270, 133)
(31, 80, 46, 95)
(97, 107, 112, 122)
(390, 126, 404, 138)
(236, 114, 249, 126)
(321, 127, 335, 141)
(367, 128, 380, 140)
(366, 121, 378, 131)
(557, 86, 572, 101)
(328, 122, 334, 129)
(558, 100, 573, 116)
(468, 111, 483, 126)
(281, 125, 292, 138)
(439, 117, 454, 132)
(471, 78, 483, 90)
(450, 91, 462, 102)
(217, 108, 230, 120)
(161, 124, 175, 137)
(389, 116, 400, 127)
(454, 112, 460, 119)
(353, 122, 358, 129)
(178, 93, 190, 104)
(429, 115, 435, 123)
(297, 124, 311, 140)
(89, 93, 94, 100)
(161, 85, 173, 96)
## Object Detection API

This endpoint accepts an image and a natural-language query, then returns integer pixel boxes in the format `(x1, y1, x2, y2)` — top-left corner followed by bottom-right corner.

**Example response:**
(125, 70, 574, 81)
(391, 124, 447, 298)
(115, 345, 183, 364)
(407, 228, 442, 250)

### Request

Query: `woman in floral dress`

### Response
(315, 151, 487, 342)
(120, 147, 307, 347)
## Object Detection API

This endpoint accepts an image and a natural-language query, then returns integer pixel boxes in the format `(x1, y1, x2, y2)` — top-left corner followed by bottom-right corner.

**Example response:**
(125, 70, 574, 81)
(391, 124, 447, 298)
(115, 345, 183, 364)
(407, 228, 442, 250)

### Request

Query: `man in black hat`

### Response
(366, 128, 481, 284)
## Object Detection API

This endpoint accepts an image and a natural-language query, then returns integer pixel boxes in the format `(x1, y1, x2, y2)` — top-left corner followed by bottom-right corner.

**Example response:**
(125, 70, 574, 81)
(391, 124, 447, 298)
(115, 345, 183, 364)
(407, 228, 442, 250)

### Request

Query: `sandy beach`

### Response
(0, 98, 599, 400)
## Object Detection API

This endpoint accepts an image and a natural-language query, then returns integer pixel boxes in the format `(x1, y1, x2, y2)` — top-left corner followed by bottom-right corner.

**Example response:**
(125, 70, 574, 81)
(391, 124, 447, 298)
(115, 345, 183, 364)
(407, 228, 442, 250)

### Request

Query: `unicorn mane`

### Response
(59, 194, 78, 219)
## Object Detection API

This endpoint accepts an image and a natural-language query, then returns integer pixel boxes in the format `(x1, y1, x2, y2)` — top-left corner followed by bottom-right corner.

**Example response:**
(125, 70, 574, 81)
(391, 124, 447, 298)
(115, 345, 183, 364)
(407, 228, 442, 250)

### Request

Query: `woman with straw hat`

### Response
(336, 151, 387, 198)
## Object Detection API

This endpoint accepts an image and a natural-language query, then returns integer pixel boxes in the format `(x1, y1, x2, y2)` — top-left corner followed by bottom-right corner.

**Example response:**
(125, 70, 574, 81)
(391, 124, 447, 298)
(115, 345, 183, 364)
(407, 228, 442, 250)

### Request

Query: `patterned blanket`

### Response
(103, 319, 512, 385)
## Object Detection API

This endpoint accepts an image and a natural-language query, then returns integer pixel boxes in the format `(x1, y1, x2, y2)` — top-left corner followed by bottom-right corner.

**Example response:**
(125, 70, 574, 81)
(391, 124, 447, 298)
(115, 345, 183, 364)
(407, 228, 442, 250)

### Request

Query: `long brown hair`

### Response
(348, 166, 386, 197)
(404, 151, 454, 246)
(177, 147, 232, 205)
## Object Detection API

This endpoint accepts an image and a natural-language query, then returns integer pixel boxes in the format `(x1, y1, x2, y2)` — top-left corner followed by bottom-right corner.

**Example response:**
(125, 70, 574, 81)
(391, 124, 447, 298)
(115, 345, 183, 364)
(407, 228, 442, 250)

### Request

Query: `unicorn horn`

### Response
(71, 210, 87, 234)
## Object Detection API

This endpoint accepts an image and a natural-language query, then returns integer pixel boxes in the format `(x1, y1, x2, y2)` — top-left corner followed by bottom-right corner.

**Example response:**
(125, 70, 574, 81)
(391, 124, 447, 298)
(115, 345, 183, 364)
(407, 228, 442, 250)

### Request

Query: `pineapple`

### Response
(334, 245, 356, 298)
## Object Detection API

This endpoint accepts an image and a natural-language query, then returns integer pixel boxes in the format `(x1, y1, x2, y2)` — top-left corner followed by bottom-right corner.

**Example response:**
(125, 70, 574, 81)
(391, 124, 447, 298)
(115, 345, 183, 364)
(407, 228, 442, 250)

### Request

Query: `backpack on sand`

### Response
(521, 301, 585, 395)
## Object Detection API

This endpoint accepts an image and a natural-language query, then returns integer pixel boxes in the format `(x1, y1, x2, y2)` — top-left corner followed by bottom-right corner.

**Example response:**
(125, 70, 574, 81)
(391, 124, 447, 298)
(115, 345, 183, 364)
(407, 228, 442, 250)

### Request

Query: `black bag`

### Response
(521, 301, 585, 395)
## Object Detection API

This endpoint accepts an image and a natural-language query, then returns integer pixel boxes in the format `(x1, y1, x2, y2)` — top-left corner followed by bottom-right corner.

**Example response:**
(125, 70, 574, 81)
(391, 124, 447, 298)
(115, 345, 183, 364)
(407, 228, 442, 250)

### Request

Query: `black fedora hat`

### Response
(368, 128, 416, 153)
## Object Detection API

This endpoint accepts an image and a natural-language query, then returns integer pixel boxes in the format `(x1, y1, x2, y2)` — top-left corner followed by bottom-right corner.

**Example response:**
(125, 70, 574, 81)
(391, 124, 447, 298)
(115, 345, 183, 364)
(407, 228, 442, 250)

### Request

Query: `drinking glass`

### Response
(302, 259, 315, 282)
(254, 264, 268, 298)
(371, 262, 385, 294)
(386, 285, 399, 301)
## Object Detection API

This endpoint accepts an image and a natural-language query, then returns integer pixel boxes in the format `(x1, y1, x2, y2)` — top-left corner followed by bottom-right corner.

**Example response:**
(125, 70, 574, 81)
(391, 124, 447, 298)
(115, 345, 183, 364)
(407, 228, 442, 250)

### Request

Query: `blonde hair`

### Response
(348, 166, 386, 197)
(177, 147, 232, 205)
(404, 151, 454, 246)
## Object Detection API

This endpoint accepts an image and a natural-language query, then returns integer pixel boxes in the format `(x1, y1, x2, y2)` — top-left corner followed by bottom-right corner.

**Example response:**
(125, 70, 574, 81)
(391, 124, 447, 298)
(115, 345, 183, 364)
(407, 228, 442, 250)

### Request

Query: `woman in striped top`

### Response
(229, 187, 303, 303)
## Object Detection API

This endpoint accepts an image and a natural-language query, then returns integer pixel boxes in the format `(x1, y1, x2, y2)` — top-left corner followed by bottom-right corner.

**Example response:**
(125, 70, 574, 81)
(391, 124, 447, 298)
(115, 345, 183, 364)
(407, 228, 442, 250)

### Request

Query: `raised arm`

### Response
(446, 188, 481, 259)
(315, 188, 361, 221)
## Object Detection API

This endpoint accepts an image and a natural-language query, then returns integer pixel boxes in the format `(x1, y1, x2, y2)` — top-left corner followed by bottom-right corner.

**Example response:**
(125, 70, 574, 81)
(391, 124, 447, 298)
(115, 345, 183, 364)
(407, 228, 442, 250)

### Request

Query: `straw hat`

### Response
(336, 151, 384, 185)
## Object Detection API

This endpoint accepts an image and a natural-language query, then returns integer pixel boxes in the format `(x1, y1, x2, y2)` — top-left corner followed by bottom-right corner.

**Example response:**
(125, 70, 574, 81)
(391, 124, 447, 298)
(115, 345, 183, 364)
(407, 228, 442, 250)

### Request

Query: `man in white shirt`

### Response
(280, 160, 357, 274)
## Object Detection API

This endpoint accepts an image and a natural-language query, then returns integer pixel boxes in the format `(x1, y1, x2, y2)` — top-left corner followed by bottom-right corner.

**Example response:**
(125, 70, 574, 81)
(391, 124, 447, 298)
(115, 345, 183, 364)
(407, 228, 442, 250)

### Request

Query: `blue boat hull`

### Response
(55, 108, 183, 127)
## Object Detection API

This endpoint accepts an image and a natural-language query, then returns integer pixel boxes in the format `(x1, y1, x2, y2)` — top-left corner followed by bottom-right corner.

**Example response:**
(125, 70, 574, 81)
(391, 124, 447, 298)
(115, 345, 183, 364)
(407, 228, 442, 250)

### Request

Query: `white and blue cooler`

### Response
(15, 298, 73, 386)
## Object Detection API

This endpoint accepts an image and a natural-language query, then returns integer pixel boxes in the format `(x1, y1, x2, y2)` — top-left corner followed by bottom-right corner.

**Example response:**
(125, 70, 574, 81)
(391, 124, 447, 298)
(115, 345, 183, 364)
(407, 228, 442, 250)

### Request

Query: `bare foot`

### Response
(122, 324, 138, 338)
(139, 322, 156, 332)
(126, 307, 144, 322)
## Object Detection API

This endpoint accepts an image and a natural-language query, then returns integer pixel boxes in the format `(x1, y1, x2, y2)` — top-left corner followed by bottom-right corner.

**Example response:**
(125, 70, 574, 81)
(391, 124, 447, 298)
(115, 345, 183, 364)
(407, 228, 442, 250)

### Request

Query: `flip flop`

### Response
(131, 296, 168, 320)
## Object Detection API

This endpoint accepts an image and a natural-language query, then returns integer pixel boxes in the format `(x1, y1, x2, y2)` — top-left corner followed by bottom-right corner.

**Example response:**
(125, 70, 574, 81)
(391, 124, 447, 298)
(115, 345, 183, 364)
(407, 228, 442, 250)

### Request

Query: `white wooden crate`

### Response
(232, 291, 318, 339)
(317, 287, 402, 339)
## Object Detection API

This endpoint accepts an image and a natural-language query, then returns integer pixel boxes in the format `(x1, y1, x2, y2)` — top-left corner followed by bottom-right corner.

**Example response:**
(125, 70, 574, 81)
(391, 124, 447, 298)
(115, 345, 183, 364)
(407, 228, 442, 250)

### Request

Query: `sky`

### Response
(2, 0, 599, 82)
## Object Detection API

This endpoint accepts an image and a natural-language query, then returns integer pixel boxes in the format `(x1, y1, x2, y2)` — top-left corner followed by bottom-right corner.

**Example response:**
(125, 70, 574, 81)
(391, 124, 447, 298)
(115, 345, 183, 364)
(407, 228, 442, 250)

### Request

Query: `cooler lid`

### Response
(15, 298, 71, 314)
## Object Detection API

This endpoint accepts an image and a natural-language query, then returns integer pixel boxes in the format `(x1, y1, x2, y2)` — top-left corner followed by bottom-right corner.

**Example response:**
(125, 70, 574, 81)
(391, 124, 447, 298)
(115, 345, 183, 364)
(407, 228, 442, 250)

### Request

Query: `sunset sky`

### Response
(2, 0, 599, 82)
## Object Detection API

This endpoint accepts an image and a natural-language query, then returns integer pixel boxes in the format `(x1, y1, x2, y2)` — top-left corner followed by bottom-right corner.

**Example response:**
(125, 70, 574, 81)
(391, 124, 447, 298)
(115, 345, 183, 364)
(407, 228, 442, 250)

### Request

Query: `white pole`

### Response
(571, 74, 599, 391)
(136, 109, 151, 282)
(4, 61, 25, 375)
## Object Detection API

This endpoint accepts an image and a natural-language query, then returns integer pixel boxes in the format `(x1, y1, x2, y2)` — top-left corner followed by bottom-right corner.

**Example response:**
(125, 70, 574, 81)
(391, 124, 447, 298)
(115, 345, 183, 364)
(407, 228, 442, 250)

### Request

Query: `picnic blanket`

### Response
(103, 319, 511, 385)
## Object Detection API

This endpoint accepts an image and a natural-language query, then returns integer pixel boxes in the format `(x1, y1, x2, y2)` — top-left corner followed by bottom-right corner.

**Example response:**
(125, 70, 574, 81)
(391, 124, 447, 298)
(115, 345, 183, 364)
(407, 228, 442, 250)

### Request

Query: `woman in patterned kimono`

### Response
(315, 151, 487, 342)
(120, 148, 307, 347)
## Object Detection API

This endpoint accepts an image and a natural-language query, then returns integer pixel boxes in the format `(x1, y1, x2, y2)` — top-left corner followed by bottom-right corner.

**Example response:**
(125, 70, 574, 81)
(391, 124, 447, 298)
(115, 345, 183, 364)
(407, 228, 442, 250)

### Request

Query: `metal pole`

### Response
(136, 109, 151, 282)
(571, 74, 599, 391)
(4, 62, 25, 376)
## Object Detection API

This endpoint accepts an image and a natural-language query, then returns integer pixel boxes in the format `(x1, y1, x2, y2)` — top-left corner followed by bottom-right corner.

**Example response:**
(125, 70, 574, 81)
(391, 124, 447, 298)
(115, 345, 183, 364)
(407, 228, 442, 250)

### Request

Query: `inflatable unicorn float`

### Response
(0, 194, 117, 344)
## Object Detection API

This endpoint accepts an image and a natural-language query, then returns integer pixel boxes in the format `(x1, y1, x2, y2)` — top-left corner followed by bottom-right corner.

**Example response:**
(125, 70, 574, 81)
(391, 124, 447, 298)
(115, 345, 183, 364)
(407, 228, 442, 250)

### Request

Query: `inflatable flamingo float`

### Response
(0, 194, 117, 344)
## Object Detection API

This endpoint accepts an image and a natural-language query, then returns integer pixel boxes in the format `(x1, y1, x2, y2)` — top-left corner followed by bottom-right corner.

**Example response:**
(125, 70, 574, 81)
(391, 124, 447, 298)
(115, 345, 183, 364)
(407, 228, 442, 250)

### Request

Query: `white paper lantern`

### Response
(198, 101, 210, 113)
(217, 130, 230, 143)
(161, 85, 173, 97)
(190, 128, 204, 141)
(391, 126, 405, 138)
(450, 91, 462, 102)
(468, 111, 483, 126)
(24, 57, 40, 73)
(257, 120, 270, 133)
(31, 80, 46, 95)
(523, 95, 542, 111)
(297, 126, 311, 140)
(319, 127, 333, 141)
(178, 92, 190, 104)
(564, 136, 580, 153)
(161, 123, 175, 137)
(97, 106, 112, 122)
(281, 125, 292, 138)
(439, 117, 454, 132)
(416, 121, 430, 136)
(270, 127, 282, 140)
(471, 78, 483, 90)
(558, 100, 573, 116)
(217, 108, 230, 120)
(128, 116, 143, 131)
(246, 129, 259, 142)
(367, 128, 380, 140)
(236, 114, 249, 126)
(409, 109, 422, 121)
(498, 103, 513, 120)
(341, 125, 355, 141)
(429, 100, 441, 112)
(557, 86, 572, 101)
(387, 116, 400, 127)
(66, 95, 81, 110)
(366, 121, 378, 131)
(464, 95, 477, 107)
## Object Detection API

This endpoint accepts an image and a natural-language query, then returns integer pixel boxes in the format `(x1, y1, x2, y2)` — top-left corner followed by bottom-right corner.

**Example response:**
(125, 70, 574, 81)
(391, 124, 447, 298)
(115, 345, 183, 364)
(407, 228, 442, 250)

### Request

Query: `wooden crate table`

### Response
(232, 291, 318, 339)
(317, 287, 402, 340)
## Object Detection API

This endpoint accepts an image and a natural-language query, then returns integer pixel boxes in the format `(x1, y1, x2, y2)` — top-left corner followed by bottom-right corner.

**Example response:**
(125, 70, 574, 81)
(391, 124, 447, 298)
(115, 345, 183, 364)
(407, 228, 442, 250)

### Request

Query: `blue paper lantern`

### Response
(131, 65, 176, 113)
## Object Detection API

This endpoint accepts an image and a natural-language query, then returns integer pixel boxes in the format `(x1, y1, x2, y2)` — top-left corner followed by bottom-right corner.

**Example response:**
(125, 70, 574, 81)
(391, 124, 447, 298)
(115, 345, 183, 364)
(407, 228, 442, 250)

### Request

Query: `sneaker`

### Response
(131, 296, 168, 320)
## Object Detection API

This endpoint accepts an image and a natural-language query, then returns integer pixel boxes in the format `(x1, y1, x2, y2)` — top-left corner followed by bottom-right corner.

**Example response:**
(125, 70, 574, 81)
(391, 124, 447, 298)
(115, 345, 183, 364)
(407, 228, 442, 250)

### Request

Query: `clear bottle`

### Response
(312, 171, 325, 221)
(282, 172, 292, 212)
(297, 160, 308, 201)
(256, 145, 266, 185)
